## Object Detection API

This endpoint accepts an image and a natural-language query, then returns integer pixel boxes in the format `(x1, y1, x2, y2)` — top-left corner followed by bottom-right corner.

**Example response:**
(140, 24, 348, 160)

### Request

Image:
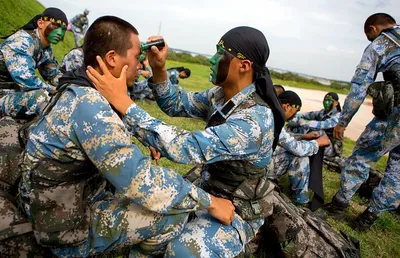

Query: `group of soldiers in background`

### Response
(0, 6, 398, 258)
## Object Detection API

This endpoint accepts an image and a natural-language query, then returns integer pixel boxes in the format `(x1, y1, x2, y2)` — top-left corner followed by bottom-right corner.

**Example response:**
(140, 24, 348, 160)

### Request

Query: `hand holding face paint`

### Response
(146, 36, 169, 83)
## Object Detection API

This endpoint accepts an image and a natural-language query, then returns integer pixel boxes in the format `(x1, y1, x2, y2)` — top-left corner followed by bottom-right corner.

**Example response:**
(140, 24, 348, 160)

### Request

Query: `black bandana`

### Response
(279, 90, 302, 111)
(218, 26, 285, 150)
(1, 7, 67, 39)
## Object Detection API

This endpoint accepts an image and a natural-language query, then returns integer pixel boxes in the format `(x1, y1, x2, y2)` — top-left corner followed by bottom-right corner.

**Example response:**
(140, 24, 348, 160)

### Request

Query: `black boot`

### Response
(351, 209, 378, 231)
(323, 196, 348, 220)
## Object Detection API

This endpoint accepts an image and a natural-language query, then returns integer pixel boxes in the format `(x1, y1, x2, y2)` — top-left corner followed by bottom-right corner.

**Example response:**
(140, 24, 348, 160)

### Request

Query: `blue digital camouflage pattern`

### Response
(70, 14, 89, 47)
(0, 29, 61, 117)
(123, 79, 275, 256)
(289, 107, 341, 132)
(60, 48, 84, 72)
(334, 25, 400, 216)
(19, 84, 212, 257)
(167, 69, 179, 85)
(268, 128, 319, 204)
(0, 29, 61, 92)
(129, 79, 154, 100)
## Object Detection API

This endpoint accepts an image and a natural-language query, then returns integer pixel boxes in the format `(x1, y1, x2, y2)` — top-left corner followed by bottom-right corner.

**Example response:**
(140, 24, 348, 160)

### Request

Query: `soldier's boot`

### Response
(351, 209, 378, 231)
(323, 196, 348, 220)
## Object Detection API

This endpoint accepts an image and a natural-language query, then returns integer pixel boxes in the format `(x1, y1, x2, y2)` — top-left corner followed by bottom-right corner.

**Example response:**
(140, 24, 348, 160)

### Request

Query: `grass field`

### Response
(1, 1, 399, 256)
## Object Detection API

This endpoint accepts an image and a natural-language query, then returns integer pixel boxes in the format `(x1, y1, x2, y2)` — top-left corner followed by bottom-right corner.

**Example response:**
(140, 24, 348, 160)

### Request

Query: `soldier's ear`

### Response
(104, 50, 116, 68)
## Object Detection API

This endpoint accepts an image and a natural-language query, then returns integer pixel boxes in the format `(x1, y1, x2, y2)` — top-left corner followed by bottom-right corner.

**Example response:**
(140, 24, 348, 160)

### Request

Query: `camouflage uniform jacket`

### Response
(289, 107, 341, 130)
(19, 83, 212, 244)
(274, 127, 319, 157)
(167, 69, 179, 85)
(0, 29, 62, 92)
(70, 15, 89, 32)
(128, 81, 275, 167)
(339, 25, 400, 127)
(60, 47, 84, 72)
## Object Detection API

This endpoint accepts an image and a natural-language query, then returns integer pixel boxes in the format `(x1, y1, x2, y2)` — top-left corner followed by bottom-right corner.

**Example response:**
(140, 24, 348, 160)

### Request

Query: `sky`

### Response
(40, 0, 400, 82)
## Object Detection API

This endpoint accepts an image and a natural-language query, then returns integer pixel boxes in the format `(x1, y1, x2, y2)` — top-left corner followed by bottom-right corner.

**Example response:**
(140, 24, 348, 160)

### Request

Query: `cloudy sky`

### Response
(40, 0, 399, 81)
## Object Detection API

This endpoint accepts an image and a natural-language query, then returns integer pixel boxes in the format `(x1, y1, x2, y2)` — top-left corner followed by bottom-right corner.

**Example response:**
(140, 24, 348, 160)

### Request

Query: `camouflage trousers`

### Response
(129, 80, 154, 100)
(50, 191, 189, 258)
(335, 107, 400, 216)
(164, 210, 264, 258)
(71, 25, 85, 47)
(0, 89, 49, 118)
(268, 146, 310, 204)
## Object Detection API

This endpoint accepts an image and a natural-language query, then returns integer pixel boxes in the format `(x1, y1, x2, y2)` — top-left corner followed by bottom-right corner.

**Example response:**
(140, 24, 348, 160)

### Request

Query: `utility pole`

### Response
(157, 22, 162, 36)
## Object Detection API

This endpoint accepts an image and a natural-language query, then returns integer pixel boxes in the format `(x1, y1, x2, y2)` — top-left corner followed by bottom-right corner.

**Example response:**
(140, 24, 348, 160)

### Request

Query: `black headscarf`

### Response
(1, 7, 67, 38)
(279, 90, 302, 110)
(218, 26, 285, 150)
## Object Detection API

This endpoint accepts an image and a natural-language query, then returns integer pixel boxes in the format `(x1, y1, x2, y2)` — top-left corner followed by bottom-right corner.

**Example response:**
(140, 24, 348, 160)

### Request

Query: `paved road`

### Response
(284, 86, 374, 141)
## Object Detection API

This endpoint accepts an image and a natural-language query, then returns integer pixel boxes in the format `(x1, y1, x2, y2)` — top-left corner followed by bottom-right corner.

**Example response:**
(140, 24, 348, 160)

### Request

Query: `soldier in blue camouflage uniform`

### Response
(287, 92, 342, 157)
(268, 91, 330, 205)
(167, 67, 191, 85)
(89, 26, 287, 257)
(70, 9, 89, 47)
(60, 47, 84, 72)
(0, 8, 66, 119)
(19, 16, 234, 257)
(326, 13, 400, 231)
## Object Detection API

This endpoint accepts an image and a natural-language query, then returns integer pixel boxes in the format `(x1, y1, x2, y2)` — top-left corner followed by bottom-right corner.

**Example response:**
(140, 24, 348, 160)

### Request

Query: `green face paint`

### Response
(323, 96, 334, 111)
(209, 44, 232, 85)
(46, 24, 66, 44)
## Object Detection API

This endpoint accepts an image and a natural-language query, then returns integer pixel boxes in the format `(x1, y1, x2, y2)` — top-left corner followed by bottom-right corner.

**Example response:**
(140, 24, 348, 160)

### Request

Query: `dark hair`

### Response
(274, 84, 285, 92)
(183, 68, 191, 77)
(364, 13, 396, 34)
(83, 16, 139, 68)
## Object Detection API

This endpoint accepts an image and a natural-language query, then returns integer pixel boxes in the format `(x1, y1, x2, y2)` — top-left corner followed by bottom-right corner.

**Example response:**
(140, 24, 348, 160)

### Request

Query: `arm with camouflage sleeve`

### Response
(123, 102, 268, 165)
(71, 93, 211, 214)
(149, 79, 211, 120)
(1, 33, 54, 92)
(278, 127, 319, 157)
(338, 45, 380, 127)
(286, 110, 322, 128)
(302, 111, 340, 130)
(37, 48, 63, 87)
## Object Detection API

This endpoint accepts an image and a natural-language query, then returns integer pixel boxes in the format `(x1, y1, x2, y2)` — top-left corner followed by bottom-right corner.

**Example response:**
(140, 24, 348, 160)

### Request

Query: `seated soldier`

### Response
(167, 66, 191, 84)
(268, 91, 330, 205)
(18, 16, 233, 258)
(88, 26, 287, 257)
(0, 8, 66, 119)
(60, 47, 84, 73)
(274, 84, 285, 95)
(287, 92, 342, 157)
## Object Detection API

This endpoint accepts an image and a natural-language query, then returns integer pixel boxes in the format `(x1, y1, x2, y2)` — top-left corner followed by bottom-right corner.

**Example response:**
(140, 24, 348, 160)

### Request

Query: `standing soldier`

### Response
(326, 13, 400, 231)
(70, 9, 89, 47)
(0, 7, 67, 118)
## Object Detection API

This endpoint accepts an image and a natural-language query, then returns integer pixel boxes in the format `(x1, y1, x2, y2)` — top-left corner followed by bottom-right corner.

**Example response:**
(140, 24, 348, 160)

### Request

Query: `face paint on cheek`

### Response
(323, 98, 333, 111)
(45, 25, 66, 44)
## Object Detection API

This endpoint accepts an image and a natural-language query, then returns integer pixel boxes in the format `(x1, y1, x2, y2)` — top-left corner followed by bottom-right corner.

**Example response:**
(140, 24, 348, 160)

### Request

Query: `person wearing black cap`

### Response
(89, 26, 286, 257)
(287, 91, 342, 157)
(0, 7, 67, 119)
(268, 90, 330, 206)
